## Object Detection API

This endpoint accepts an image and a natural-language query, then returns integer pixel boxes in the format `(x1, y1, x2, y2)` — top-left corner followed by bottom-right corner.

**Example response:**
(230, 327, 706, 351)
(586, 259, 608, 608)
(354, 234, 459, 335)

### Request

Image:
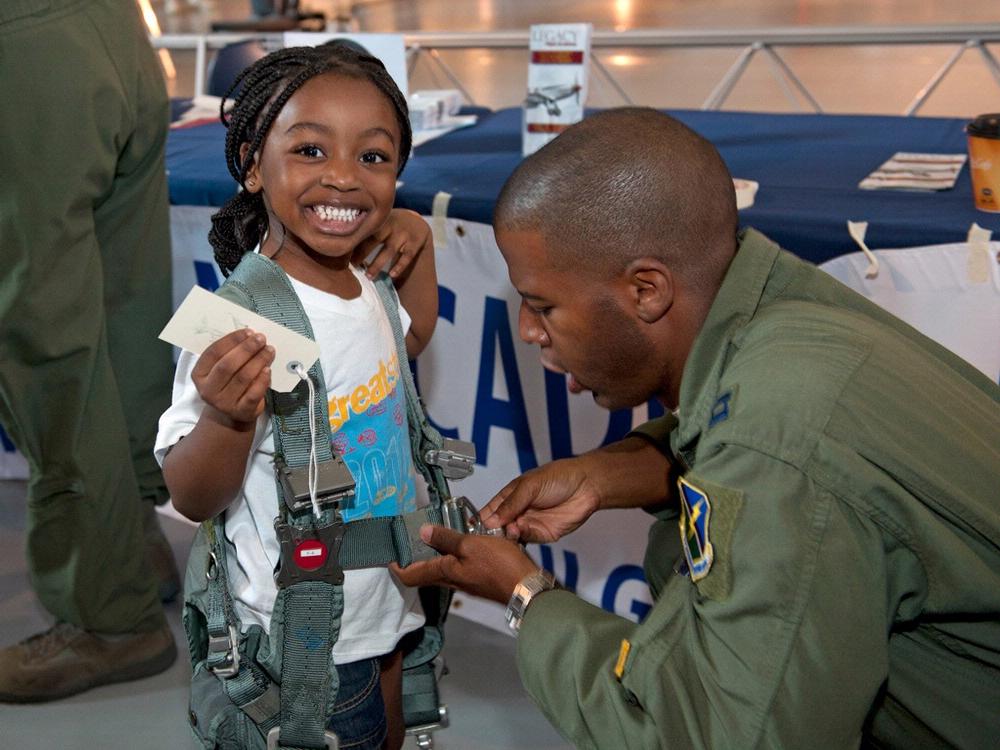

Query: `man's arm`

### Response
(400, 443, 893, 749)
(481, 426, 680, 543)
(514, 446, 892, 749)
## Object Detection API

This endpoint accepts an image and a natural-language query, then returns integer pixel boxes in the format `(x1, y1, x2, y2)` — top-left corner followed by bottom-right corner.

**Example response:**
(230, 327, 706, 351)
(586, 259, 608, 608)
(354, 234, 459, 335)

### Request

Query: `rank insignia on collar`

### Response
(677, 477, 714, 582)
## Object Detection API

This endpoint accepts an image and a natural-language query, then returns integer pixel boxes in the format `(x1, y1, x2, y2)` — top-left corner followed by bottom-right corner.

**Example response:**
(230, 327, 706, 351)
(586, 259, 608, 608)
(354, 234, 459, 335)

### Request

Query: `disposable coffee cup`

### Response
(967, 113, 1000, 213)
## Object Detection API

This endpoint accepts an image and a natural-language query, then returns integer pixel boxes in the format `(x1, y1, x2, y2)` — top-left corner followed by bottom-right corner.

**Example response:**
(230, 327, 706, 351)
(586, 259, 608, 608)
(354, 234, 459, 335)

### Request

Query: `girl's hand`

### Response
(354, 208, 433, 283)
(191, 329, 274, 427)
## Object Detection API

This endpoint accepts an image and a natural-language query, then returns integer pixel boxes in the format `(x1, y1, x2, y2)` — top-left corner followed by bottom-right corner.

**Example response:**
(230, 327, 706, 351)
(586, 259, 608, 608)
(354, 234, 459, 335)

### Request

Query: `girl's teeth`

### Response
(314, 205, 361, 222)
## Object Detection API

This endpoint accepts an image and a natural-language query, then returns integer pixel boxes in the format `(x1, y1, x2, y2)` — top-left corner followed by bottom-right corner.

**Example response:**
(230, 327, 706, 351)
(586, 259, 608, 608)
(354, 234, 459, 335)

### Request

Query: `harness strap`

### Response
(204, 522, 241, 678)
(371, 276, 450, 502)
(273, 581, 342, 749)
(199, 254, 457, 745)
(401, 660, 442, 727)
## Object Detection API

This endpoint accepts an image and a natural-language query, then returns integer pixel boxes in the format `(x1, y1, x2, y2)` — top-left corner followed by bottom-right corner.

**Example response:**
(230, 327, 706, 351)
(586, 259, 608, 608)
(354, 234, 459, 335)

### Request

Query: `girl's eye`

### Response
(295, 144, 324, 158)
(361, 151, 389, 165)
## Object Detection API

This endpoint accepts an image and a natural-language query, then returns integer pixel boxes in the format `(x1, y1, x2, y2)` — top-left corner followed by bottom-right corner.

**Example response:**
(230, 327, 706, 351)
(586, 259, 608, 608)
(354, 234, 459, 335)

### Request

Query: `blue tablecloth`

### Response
(167, 107, 999, 265)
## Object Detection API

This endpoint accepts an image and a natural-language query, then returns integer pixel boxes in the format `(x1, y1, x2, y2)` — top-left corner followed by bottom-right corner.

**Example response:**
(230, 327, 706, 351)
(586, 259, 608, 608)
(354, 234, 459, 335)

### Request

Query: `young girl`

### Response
(156, 43, 436, 749)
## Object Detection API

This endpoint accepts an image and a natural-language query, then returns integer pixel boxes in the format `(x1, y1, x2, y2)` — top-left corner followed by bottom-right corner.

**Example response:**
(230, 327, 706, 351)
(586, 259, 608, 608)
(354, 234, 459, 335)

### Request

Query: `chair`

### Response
(205, 40, 269, 98)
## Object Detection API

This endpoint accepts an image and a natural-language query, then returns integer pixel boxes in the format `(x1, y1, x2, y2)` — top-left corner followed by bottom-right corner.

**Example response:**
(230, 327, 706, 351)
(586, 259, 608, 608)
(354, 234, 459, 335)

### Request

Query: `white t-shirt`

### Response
(155, 264, 424, 663)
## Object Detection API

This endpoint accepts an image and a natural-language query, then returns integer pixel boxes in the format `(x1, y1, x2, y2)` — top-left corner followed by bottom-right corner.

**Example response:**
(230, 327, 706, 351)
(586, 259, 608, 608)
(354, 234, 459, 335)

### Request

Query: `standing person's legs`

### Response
(89, 0, 180, 602)
(0, 0, 175, 702)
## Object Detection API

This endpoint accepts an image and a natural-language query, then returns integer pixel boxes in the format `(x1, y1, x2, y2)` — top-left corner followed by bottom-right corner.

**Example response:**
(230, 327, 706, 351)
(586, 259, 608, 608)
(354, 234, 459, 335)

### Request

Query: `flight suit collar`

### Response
(673, 228, 781, 454)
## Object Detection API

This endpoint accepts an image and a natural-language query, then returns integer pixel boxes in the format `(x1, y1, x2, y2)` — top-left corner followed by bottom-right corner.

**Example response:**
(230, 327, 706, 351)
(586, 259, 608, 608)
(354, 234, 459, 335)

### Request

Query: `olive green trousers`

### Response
(0, 0, 174, 633)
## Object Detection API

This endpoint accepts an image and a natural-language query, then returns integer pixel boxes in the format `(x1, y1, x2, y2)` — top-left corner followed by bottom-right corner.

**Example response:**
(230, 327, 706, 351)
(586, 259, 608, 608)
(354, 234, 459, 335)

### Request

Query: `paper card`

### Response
(967, 222, 993, 284)
(159, 286, 319, 392)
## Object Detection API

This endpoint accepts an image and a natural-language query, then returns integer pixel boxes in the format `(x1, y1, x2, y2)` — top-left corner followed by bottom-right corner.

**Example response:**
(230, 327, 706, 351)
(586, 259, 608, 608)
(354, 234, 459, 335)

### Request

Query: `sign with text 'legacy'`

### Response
(523, 23, 592, 157)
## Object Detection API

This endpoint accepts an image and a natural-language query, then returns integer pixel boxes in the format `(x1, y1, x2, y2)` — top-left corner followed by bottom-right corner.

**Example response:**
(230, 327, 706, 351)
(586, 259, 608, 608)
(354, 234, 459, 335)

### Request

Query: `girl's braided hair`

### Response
(208, 41, 412, 277)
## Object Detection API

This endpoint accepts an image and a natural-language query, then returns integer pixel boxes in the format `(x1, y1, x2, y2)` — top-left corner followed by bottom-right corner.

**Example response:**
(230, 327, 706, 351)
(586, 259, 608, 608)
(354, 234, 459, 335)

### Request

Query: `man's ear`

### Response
(239, 143, 262, 193)
(625, 257, 674, 323)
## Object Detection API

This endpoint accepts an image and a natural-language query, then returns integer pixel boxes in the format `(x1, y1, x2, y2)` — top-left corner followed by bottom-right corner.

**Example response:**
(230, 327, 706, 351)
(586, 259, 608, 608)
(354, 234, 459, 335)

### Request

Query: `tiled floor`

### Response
(1, 1, 997, 747)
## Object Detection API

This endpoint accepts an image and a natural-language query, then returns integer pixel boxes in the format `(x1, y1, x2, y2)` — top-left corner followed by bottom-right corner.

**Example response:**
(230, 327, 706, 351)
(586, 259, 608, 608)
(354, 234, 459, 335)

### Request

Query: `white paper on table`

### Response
(411, 115, 479, 148)
(158, 286, 319, 392)
(858, 152, 967, 191)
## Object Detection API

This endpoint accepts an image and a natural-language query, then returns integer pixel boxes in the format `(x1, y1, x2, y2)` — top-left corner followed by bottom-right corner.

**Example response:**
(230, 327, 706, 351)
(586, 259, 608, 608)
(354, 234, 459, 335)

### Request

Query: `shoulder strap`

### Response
(370, 274, 452, 502)
(223, 254, 335, 471)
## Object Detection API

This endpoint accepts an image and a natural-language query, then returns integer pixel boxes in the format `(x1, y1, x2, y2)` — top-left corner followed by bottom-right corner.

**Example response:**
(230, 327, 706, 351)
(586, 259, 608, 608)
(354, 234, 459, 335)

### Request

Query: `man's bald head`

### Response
(495, 108, 738, 293)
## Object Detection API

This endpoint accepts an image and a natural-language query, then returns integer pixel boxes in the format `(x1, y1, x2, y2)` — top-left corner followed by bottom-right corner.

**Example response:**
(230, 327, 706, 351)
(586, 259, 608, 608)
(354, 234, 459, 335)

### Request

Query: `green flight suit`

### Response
(517, 229, 1000, 749)
(0, 0, 172, 632)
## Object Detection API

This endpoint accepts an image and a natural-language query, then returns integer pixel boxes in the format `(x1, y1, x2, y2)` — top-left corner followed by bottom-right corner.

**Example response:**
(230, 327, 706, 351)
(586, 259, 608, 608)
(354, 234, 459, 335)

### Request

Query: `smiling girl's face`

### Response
(244, 71, 401, 274)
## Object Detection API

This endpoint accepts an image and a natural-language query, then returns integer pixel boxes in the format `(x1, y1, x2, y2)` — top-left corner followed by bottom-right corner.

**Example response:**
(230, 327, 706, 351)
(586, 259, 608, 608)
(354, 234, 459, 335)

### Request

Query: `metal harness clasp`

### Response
(424, 438, 476, 480)
(274, 453, 355, 515)
(267, 727, 339, 750)
(207, 624, 240, 679)
(442, 496, 504, 536)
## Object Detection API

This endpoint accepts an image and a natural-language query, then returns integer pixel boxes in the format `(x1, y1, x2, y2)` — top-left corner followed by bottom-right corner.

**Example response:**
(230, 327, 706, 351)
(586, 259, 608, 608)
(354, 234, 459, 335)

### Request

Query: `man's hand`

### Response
(480, 457, 601, 544)
(479, 436, 677, 543)
(391, 525, 540, 604)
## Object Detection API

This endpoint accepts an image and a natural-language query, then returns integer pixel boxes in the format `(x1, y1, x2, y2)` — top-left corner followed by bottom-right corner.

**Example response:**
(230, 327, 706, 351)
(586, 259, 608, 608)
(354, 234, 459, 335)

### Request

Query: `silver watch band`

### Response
(505, 569, 556, 632)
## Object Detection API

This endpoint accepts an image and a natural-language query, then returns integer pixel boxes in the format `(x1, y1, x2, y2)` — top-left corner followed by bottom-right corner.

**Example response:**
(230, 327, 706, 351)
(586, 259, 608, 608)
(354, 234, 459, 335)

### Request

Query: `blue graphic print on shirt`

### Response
(328, 353, 417, 522)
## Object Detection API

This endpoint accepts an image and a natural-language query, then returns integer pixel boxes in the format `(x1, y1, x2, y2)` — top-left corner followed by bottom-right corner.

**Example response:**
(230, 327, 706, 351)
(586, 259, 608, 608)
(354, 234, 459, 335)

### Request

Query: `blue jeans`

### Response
(327, 657, 387, 750)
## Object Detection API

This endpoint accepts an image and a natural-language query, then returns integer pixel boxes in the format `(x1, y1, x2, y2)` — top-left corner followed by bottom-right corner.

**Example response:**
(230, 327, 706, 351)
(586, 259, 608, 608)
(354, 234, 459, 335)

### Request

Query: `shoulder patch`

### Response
(677, 477, 714, 582)
(675, 474, 743, 600)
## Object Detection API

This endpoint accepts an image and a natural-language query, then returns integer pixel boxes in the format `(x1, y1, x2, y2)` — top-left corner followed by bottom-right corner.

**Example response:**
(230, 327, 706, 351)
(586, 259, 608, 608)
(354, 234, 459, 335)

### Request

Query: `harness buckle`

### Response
(266, 727, 339, 750)
(207, 624, 240, 678)
(274, 518, 346, 588)
(424, 438, 476, 480)
(406, 705, 450, 749)
(442, 496, 504, 536)
(274, 454, 355, 515)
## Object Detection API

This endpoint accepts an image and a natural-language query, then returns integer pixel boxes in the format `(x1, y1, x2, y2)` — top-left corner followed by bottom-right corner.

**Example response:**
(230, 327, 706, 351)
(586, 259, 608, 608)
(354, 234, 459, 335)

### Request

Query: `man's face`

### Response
(495, 226, 660, 411)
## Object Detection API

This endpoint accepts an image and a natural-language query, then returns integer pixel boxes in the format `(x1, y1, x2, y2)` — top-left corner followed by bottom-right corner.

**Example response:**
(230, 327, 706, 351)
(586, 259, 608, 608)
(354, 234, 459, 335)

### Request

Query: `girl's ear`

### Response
(625, 257, 674, 324)
(239, 143, 262, 193)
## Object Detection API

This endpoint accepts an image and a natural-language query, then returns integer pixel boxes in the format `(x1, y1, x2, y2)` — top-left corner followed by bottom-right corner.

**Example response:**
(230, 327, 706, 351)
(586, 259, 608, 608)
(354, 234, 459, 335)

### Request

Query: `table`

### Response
(167, 107, 1000, 265)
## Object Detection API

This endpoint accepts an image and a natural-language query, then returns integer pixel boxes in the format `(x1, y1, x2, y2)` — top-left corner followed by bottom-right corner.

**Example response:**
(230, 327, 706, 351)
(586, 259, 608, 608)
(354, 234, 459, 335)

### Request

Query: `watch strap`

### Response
(505, 569, 556, 632)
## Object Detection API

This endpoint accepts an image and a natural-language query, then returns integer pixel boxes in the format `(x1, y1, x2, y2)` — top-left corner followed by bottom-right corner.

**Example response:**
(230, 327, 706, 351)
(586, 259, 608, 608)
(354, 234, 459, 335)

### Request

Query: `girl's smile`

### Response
(243, 71, 401, 286)
(308, 202, 368, 235)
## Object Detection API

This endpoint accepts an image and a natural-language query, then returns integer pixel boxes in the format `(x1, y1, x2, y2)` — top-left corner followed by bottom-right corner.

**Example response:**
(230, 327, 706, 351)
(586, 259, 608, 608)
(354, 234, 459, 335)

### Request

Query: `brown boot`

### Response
(0, 621, 177, 703)
(144, 501, 182, 602)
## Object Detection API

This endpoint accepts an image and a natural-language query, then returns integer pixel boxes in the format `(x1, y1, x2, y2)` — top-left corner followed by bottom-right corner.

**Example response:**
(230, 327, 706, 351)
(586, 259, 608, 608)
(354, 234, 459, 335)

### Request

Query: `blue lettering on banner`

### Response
(539, 544, 579, 592)
(545, 370, 636, 458)
(544, 369, 572, 459)
(0, 424, 16, 453)
(602, 564, 652, 622)
(647, 398, 666, 420)
(537, 545, 652, 622)
(194, 260, 221, 291)
(472, 297, 538, 473)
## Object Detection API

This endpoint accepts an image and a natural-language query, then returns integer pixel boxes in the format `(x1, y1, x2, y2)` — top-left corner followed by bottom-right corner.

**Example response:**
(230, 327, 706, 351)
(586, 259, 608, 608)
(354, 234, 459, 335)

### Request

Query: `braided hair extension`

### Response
(208, 42, 412, 277)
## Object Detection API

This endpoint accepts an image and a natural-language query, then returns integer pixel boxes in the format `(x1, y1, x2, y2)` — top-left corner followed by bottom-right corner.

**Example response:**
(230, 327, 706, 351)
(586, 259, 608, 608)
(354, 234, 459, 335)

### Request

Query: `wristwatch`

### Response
(505, 569, 556, 633)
